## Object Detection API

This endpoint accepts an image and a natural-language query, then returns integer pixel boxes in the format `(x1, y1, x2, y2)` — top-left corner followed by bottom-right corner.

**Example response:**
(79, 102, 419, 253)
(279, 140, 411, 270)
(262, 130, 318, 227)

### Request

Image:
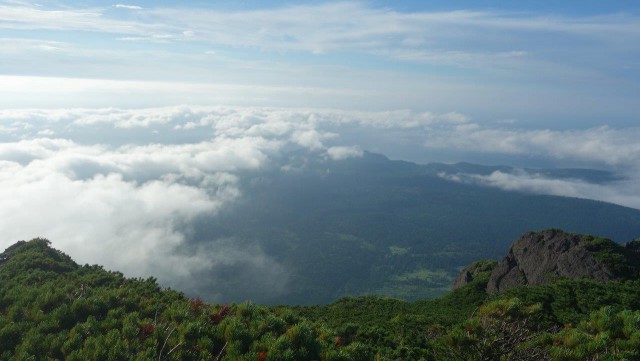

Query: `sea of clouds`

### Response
(1, 105, 639, 300)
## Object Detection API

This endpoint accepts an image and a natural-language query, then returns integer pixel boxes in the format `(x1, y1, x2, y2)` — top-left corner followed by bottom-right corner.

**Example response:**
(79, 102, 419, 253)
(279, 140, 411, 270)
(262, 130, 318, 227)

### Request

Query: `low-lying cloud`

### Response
(441, 170, 640, 210)
(0, 138, 250, 298)
(4, 106, 639, 170)
(0, 106, 376, 301)
(1, 105, 640, 301)
(425, 125, 640, 167)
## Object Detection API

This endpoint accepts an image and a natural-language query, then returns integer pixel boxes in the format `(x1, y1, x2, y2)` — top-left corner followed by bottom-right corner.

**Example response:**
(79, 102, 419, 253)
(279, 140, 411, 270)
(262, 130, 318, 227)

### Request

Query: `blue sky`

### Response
(53, 0, 640, 14)
(1, 0, 638, 129)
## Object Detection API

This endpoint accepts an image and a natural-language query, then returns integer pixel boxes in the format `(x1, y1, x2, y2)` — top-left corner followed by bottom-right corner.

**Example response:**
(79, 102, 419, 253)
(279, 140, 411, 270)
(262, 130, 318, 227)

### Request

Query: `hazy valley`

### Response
(187, 152, 640, 304)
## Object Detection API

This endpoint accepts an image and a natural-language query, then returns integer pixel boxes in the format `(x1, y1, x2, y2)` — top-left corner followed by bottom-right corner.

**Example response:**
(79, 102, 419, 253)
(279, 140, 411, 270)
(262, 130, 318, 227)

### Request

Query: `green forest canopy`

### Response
(2, 236, 640, 360)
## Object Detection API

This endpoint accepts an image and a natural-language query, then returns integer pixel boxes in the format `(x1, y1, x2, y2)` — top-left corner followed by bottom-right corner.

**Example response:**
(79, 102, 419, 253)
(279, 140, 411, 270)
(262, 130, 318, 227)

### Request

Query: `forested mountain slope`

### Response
(3, 231, 640, 360)
(194, 152, 640, 303)
(0, 239, 370, 360)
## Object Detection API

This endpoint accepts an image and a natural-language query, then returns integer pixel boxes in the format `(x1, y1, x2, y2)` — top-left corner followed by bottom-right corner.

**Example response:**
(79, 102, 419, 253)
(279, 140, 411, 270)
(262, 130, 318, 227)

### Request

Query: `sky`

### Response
(1, 0, 639, 127)
(1, 0, 640, 298)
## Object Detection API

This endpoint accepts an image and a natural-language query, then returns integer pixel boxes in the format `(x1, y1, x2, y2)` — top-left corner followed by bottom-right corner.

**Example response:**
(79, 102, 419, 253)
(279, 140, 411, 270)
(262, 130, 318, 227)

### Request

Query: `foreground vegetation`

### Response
(2, 238, 640, 360)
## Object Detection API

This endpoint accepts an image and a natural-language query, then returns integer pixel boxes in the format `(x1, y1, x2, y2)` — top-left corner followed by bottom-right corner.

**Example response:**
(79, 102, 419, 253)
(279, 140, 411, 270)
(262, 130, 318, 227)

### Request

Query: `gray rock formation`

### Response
(485, 229, 616, 293)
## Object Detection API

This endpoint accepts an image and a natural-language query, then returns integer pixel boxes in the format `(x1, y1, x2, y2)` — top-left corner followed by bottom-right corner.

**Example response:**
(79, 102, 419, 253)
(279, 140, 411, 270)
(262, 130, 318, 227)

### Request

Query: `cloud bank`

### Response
(425, 125, 640, 166)
(441, 170, 640, 210)
(1, 105, 640, 300)
(0, 106, 371, 301)
(0, 137, 254, 299)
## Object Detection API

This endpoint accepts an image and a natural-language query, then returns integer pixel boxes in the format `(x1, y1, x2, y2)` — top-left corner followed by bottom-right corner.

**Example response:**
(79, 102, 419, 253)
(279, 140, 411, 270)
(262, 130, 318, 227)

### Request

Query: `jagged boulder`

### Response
(486, 229, 618, 293)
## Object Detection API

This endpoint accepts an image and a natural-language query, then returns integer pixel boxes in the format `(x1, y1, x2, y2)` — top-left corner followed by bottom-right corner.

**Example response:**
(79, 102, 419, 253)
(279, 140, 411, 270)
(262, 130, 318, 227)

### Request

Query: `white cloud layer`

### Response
(1, 105, 640, 300)
(1, 105, 639, 168)
(424, 125, 640, 166)
(441, 170, 640, 210)
(0, 137, 247, 290)
(327, 146, 363, 160)
(0, 106, 384, 299)
(114, 4, 142, 10)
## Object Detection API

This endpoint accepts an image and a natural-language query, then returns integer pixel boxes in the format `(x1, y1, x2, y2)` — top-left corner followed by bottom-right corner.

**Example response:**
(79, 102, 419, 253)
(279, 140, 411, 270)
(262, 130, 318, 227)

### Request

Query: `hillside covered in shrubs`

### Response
(2, 231, 640, 360)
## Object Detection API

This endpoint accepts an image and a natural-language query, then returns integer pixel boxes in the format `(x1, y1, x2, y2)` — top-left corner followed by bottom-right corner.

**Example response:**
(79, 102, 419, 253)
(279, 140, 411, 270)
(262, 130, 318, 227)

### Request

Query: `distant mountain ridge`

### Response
(186, 151, 640, 304)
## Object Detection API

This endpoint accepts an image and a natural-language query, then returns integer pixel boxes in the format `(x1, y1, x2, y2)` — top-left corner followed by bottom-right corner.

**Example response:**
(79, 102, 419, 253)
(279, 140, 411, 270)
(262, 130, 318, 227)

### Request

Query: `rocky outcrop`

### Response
(626, 239, 640, 254)
(485, 229, 617, 293)
(453, 260, 497, 289)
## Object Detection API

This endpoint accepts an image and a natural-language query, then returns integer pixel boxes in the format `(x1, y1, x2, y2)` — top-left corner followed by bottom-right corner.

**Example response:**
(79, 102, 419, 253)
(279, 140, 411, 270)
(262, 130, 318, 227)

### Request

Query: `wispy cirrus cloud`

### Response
(0, 2, 638, 119)
(1, 2, 637, 67)
(114, 4, 142, 10)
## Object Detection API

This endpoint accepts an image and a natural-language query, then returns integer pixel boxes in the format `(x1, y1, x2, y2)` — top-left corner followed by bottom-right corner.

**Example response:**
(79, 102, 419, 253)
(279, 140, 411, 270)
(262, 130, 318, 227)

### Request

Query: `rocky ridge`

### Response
(454, 229, 640, 293)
